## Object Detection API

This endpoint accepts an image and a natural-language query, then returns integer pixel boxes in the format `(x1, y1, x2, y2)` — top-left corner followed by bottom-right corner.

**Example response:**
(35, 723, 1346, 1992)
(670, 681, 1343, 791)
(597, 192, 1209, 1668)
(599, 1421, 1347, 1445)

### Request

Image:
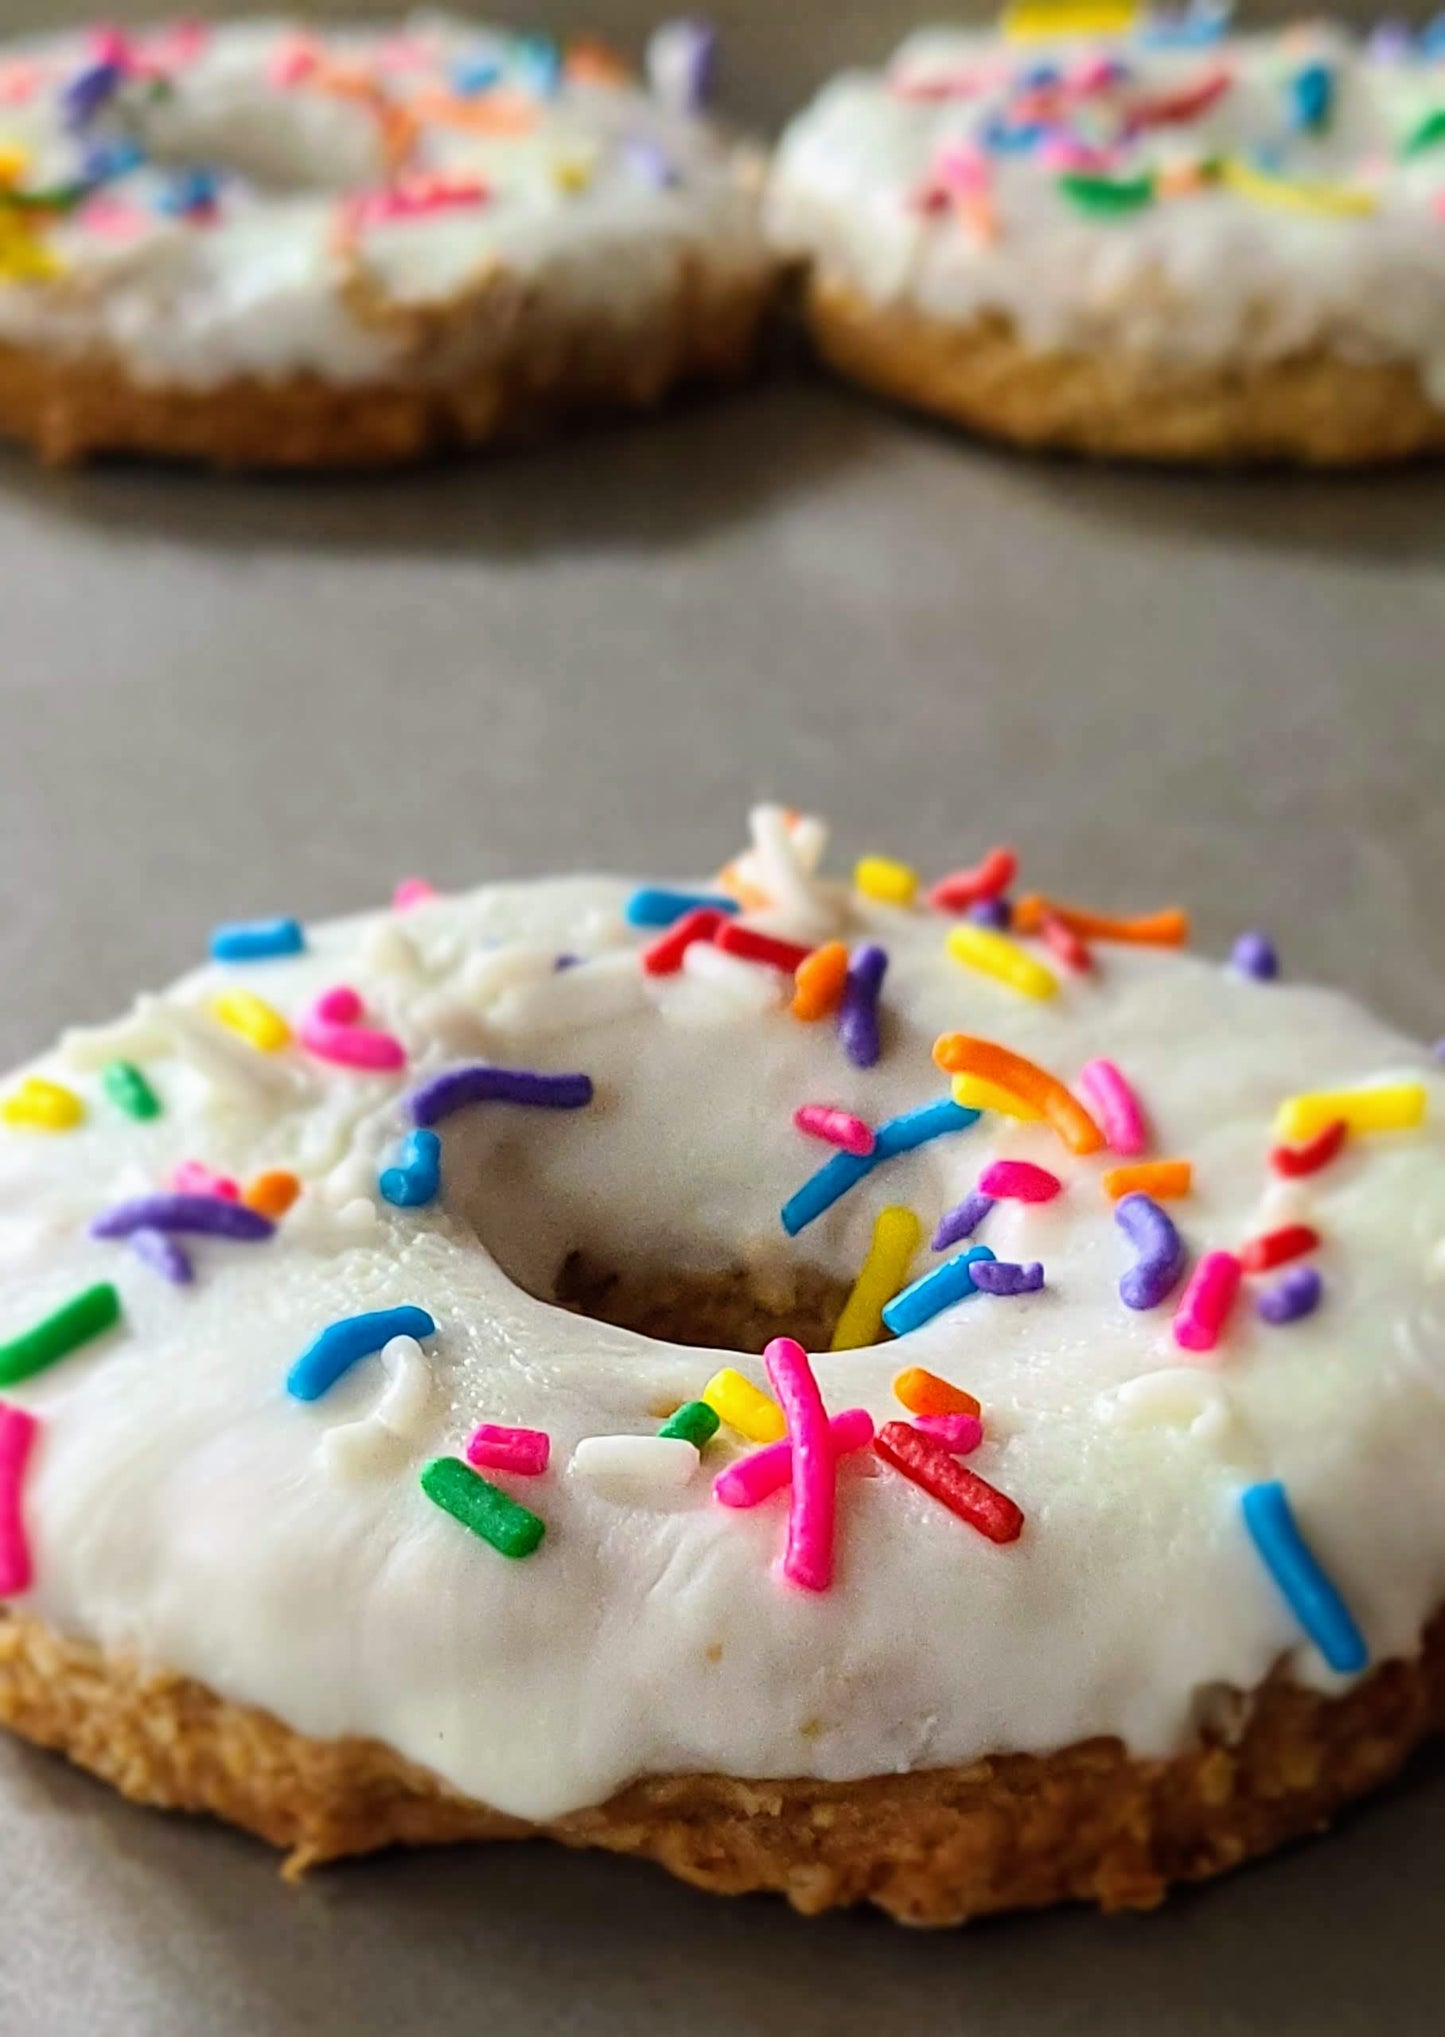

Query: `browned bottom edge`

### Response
(804, 276, 1445, 468)
(3, 1605, 1442, 1924)
(0, 265, 776, 470)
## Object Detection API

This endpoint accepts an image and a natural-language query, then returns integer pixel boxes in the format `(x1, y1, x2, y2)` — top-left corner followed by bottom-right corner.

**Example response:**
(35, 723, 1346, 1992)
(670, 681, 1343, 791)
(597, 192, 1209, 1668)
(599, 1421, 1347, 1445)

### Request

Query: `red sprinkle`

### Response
(1240, 1223, 1320, 1274)
(793, 1105, 875, 1157)
(715, 924, 814, 973)
(927, 846, 1017, 914)
(640, 907, 727, 976)
(1270, 1119, 1348, 1178)
(874, 1421, 1024, 1544)
(1039, 910, 1092, 972)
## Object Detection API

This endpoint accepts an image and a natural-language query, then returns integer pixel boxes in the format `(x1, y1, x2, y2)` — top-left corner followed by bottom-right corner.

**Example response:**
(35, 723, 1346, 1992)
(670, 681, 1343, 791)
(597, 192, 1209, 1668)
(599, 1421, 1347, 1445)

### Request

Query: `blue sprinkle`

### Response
(287, 1305, 436, 1402)
(1231, 930, 1279, 981)
(157, 167, 220, 217)
(1240, 1481, 1368, 1674)
(1288, 61, 1334, 133)
(514, 32, 561, 96)
(451, 53, 504, 94)
(379, 1128, 442, 1209)
(882, 1246, 996, 1336)
(781, 1097, 981, 1236)
(980, 117, 1047, 154)
(210, 916, 306, 963)
(623, 888, 740, 928)
(82, 137, 144, 182)
(1139, 0, 1231, 49)
(1422, 13, 1445, 57)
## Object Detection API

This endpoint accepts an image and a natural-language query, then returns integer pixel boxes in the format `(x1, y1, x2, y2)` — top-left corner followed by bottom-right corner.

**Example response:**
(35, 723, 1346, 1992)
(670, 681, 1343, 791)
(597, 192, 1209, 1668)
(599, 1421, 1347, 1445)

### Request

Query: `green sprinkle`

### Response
(1058, 172, 1155, 217)
(101, 1060, 161, 1122)
(1402, 109, 1445, 160)
(0, 1282, 121, 1388)
(0, 182, 91, 214)
(420, 1456, 545, 1559)
(657, 1400, 721, 1450)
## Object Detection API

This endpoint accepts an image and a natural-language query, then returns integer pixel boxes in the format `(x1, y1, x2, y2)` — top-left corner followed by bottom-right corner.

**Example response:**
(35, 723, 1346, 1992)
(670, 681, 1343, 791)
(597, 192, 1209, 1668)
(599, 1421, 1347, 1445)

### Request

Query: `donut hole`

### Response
(552, 1252, 853, 1355)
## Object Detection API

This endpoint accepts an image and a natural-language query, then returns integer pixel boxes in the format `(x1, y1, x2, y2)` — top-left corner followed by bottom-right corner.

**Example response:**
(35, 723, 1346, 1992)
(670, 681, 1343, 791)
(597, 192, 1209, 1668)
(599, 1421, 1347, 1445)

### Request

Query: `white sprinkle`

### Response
(570, 1434, 699, 1491)
(1097, 1368, 1232, 1444)
(461, 943, 558, 1009)
(62, 1007, 173, 1072)
(321, 1335, 432, 1479)
(145, 998, 312, 1107)
(746, 804, 838, 938)
(681, 941, 785, 1012)
(490, 951, 648, 1035)
(362, 922, 423, 976)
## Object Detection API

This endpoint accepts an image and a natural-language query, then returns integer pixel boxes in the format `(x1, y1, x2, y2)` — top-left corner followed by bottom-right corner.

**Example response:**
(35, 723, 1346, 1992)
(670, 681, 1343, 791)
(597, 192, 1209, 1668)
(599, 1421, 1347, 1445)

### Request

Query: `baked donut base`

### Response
(3, 1604, 1441, 1924)
(0, 266, 774, 469)
(804, 275, 1445, 467)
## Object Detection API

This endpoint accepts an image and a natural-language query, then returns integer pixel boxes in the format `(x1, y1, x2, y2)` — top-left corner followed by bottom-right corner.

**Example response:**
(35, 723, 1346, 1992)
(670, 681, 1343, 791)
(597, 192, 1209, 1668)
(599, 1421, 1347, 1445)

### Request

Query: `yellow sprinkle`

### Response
(945, 923, 1058, 1001)
(1275, 1082, 1427, 1143)
(0, 145, 30, 185)
(831, 1206, 923, 1351)
(1221, 160, 1375, 219)
(210, 989, 291, 1054)
(854, 856, 919, 908)
(702, 1366, 786, 1444)
(553, 156, 594, 192)
(950, 1073, 1045, 1121)
(1, 1075, 83, 1131)
(1003, 0, 1137, 40)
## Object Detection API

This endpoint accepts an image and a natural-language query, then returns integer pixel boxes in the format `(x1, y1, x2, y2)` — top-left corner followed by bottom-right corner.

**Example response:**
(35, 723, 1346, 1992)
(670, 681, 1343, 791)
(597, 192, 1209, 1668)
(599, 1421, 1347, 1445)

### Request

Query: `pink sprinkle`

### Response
(1069, 54, 1118, 93)
(793, 1105, 875, 1158)
(348, 177, 488, 229)
(299, 987, 406, 1072)
(392, 878, 436, 910)
(466, 1423, 550, 1477)
(978, 1159, 1062, 1203)
(912, 1413, 984, 1454)
(172, 1160, 240, 1201)
(713, 1408, 874, 1509)
(763, 1337, 837, 1592)
(934, 143, 990, 195)
(1077, 1058, 1148, 1156)
(1039, 137, 1114, 172)
(269, 35, 320, 86)
(0, 62, 39, 105)
(1173, 1251, 1243, 1355)
(144, 20, 210, 69)
(87, 25, 134, 66)
(78, 195, 149, 241)
(0, 1401, 38, 1595)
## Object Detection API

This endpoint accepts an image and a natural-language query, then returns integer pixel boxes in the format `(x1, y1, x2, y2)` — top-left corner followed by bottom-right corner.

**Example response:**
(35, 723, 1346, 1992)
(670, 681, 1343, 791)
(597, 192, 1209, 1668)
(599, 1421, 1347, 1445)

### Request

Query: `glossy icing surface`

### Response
(1, 812, 1442, 1821)
(0, 16, 766, 388)
(767, 17, 1445, 396)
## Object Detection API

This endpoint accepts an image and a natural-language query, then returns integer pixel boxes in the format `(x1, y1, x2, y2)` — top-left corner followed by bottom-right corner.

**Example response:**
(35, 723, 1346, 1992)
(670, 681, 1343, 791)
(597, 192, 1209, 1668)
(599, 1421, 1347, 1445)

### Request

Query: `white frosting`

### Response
(0, 17, 767, 389)
(766, 18, 1445, 398)
(0, 820, 1442, 1823)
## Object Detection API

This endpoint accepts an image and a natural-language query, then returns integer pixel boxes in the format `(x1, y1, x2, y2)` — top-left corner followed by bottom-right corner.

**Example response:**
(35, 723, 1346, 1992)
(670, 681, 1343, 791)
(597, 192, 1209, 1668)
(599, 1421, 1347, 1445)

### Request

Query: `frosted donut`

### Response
(767, 11, 1445, 463)
(0, 813, 1442, 1924)
(0, 16, 774, 466)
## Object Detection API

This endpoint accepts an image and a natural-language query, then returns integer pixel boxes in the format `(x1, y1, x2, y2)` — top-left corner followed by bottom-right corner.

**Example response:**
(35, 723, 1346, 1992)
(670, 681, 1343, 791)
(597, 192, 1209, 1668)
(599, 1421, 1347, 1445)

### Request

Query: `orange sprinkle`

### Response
(243, 1170, 301, 1220)
(408, 87, 539, 136)
(1103, 1159, 1193, 1201)
(565, 38, 633, 85)
(714, 859, 773, 911)
(791, 941, 850, 1022)
(932, 1035, 1104, 1155)
(893, 1367, 981, 1419)
(1011, 896, 1190, 947)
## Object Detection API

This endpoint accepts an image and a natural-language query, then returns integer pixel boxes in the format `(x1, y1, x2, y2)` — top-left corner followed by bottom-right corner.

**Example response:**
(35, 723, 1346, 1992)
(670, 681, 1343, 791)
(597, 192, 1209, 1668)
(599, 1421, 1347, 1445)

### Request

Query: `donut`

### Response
(766, 11, 1445, 463)
(0, 17, 774, 467)
(0, 812, 1442, 1925)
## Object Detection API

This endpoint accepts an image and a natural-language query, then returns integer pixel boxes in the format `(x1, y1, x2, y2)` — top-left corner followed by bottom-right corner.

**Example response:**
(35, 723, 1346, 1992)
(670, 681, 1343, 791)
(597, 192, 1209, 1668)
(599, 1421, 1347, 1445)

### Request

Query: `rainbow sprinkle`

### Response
(288, 1306, 436, 1402)
(0, 1282, 120, 1388)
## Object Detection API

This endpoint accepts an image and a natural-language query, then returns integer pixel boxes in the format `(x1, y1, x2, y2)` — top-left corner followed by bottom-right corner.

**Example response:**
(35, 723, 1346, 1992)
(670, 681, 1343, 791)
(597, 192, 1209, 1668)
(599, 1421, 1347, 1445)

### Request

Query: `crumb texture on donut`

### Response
(804, 276, 1445, 468)
(3, 1607, 1441, 1924)
(0, 266, 772, 469)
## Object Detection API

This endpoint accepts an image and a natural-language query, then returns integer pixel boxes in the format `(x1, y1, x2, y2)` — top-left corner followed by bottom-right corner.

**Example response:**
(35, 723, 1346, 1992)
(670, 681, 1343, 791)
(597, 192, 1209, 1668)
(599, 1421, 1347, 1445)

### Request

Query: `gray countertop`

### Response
(0, 163, 1443, 2037)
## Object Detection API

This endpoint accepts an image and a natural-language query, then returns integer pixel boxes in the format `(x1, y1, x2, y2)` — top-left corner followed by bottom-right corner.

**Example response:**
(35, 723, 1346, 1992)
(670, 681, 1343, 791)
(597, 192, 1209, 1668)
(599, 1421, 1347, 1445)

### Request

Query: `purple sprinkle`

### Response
(1433, 1039, 1445, 1062)
(645, 17, 716, 113)
(62, 59, 123, 131)
(622, 136, 677, 187)
(409, 1064, 594, 1125)
(837, 944, 887, 1069)
(1115, 1192, 1186, 1311)
(932, 1190, 995, 1251)
(1368, 19, 1411, 59)
(967, 896, 1012, 930)
(91, 1193, 274, 1242)
(1257, 1265, 1323, 1326)
(1231, 931, 1279, 981)
(970, 1259, 1044, 1296)
(128, 1227, 194, 1285)
(554, 954, 580, 971)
